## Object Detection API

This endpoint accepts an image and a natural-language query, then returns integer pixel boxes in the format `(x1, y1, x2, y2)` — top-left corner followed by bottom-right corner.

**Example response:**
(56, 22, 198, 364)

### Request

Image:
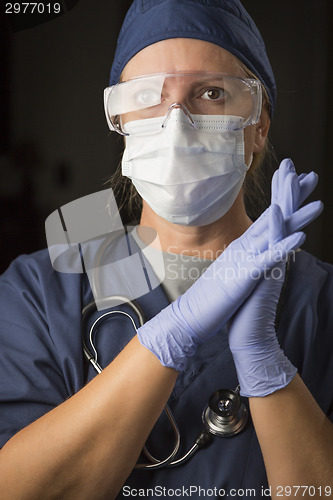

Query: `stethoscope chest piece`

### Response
(202, 388, 248, 437)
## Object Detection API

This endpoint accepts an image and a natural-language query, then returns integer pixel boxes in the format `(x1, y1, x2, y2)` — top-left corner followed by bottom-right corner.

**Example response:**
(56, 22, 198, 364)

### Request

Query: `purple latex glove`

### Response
(227, 159, 323, 397)
(272, 158, 322, 235)
(137, 160, 322, 372)
(137, 206, 303, 371)
(228, 260, 295, 397)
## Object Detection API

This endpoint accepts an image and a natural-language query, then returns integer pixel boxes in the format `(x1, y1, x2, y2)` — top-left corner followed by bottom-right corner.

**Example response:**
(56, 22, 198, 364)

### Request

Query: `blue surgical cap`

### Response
(109, 0, 276, 115)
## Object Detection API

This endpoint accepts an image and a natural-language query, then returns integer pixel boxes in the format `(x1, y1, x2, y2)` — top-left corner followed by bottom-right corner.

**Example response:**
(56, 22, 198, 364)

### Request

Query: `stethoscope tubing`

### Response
(81, 295, 220, 469)
(80, 225, 255, 468)
(82, 295, 186, 468)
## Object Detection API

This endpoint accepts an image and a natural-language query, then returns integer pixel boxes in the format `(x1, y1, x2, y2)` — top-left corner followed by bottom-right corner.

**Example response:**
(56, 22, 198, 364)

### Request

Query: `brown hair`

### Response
(239, 61, 277, 221)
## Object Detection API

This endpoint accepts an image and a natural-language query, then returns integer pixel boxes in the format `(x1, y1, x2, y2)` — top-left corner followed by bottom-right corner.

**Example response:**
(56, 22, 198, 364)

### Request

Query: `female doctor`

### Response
(0, 1, 333, 499)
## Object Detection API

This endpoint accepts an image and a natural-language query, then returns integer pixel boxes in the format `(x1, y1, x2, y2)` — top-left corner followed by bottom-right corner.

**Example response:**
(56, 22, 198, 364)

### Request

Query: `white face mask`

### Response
(122, 109, 251, 226)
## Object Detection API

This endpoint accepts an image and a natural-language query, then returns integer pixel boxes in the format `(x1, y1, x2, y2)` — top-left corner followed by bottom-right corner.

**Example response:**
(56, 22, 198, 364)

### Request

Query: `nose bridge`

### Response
(165, 74, 190, 104)
(162, 103, 195, 129)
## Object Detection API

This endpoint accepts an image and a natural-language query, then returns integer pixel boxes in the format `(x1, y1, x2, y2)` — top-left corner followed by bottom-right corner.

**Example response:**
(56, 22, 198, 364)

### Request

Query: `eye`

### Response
(201, 88, 226, 101)
(133, 87, 161, 108)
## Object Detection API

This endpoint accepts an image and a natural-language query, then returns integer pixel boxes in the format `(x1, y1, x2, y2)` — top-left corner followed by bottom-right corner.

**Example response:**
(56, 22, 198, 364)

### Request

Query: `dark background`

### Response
(0, 0, 332, 273)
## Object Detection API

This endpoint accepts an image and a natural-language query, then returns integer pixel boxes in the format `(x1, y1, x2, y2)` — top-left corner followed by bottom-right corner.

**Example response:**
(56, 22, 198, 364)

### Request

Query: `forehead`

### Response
(121, 38, 244, 80)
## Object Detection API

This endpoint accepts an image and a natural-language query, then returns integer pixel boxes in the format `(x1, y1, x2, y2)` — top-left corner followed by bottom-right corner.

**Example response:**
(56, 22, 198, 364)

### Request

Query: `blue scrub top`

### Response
(0, 247, 332, 498)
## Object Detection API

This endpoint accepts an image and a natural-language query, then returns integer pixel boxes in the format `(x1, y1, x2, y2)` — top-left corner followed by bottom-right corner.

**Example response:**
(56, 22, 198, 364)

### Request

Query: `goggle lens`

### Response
(104, 72, 262, 135)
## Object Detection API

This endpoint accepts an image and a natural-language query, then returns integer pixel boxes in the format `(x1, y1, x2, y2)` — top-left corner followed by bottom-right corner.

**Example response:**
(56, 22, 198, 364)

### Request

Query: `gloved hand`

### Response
(137, 160, 323, 371)
(227, 159, 323, 397)
(271, 158, 322, 235)
(228, 259, 294, 398)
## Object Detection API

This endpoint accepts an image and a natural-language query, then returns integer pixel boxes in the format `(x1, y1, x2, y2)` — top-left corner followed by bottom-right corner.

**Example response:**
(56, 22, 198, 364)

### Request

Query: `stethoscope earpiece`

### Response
(202, 388, 248, 437)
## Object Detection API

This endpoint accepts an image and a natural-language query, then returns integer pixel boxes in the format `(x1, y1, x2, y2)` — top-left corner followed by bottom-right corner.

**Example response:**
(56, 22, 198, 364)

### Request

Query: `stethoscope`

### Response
(82, 294, 249, 470)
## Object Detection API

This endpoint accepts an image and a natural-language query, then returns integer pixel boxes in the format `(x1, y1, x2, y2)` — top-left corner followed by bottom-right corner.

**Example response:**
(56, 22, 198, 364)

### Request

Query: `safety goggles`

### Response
(104, 72, 262, 136)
